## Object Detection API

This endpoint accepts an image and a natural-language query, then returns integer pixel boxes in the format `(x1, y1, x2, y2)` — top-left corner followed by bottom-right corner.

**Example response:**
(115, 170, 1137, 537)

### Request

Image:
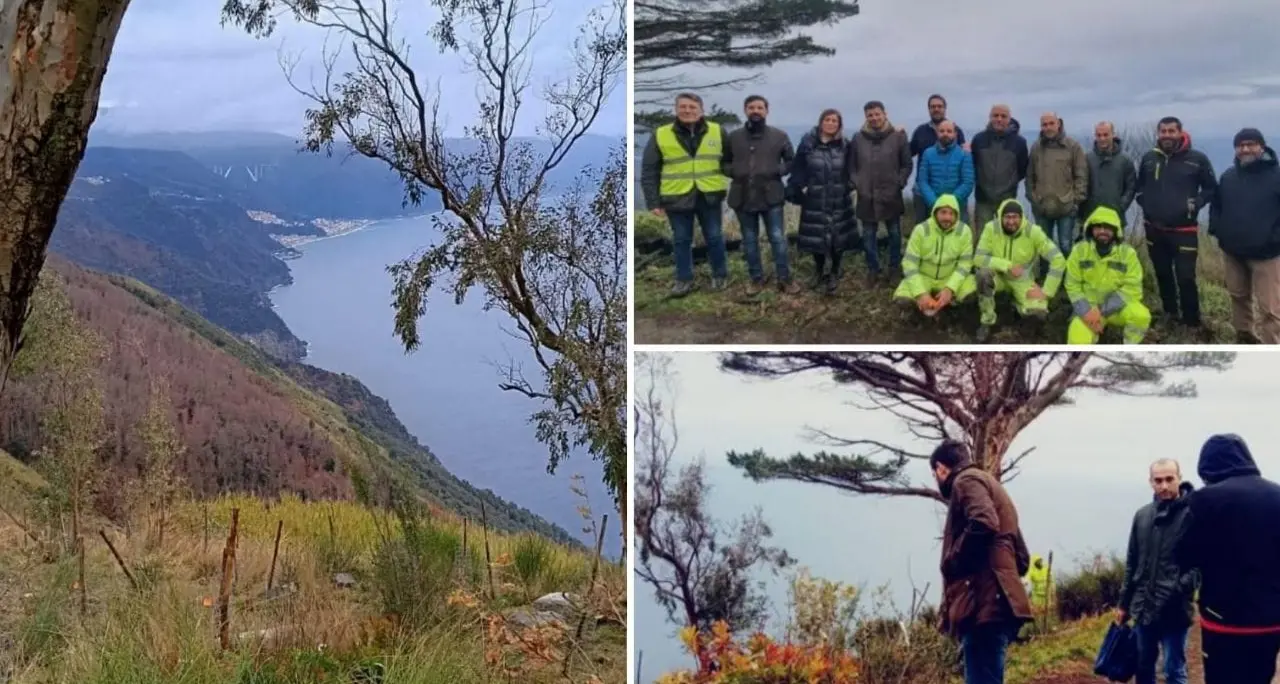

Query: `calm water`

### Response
(270, 215, 617, 557)
(634, 352, 1280, 680)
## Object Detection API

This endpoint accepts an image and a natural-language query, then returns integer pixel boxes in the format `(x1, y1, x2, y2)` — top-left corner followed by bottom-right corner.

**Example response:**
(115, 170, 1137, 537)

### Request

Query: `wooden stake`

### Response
(218, 508, 240, 651)
(480, 502, 495, 600)
(99, 529, 138, 590)
(0, 501, 40, 545)
(202, 504, 209, 556)
(267, 519, 283, 592)
(77, 536, 87, 617)
(566, 514, 610, 675)
(1044, 551, 1055, 633)
(462, 517, 469, 557)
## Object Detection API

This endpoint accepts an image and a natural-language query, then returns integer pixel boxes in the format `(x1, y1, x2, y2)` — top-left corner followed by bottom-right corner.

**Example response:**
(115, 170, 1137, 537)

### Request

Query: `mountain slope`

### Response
(0, 256, 577, 545)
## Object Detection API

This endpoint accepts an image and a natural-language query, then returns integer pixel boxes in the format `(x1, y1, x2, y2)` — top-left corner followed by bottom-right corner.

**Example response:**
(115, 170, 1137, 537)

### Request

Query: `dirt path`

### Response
(1026, 623, 1280, 684)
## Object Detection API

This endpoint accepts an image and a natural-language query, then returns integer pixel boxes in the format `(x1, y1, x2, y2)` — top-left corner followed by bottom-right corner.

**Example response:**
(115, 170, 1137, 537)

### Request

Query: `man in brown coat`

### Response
(850, 100, 912, 284)
(932, 440, 1033, 684)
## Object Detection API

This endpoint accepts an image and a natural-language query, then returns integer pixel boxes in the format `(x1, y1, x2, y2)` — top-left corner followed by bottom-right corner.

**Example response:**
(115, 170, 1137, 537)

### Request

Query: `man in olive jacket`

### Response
(724, 95, 797, 294)
(932, 440, 1033, 684)
(1027, 112, 1089, 256)
(1116, 459, 1196, 684)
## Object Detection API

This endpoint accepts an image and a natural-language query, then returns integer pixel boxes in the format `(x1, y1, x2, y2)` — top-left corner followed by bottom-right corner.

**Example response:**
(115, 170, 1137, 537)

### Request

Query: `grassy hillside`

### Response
(634, 203, 1234, 345)
(0, 257, 577, 546)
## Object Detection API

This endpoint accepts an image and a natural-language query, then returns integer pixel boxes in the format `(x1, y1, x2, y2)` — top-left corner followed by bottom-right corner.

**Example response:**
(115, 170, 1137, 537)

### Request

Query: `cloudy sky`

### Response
(99, 0, 625, 136)
(676, 0, 1280, 139)
(634, 351, 1279, 680)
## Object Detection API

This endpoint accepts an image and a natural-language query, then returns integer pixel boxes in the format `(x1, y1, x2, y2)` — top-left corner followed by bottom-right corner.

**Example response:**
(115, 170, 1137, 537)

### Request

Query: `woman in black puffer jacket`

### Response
(787, 108, 857, 295)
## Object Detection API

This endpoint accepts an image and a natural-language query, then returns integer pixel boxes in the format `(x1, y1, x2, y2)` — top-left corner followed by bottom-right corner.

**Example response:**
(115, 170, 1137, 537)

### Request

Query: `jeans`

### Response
(1134, 622, 1189, 684)
(961, 622, 1014, 684)
(737, 206, 790, 282)
(1039, 214, 1078, 256)
(669, 203, 728, 283)
(862, 218, 903, 274)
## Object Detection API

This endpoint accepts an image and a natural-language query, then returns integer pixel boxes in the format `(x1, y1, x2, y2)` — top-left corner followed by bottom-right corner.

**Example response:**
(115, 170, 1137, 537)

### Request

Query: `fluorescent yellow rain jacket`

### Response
(976, 198, 1067, 295)
(1064, 206, 1151, 344)
(1026, 554, 1051, 606)
(896, 194, 976, 300)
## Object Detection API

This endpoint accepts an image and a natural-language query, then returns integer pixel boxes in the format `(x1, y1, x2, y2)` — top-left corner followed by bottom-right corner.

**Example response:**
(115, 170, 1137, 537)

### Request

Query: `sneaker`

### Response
(670, 281, 695, 298)
(976, 325, 991, 343)
(778, 279, 802, 295)
(1236, 329, 1262, 344)
(745, 280, 764, 296)
(710, 277, 728, 291)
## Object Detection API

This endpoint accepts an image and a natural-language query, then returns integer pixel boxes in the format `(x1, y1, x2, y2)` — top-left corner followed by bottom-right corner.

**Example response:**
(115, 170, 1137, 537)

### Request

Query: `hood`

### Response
(1157, 130, 1191, 155)
(1153, 480, 1196, 505)
(930, 194, 963, 231)
(995, 198, 1028, 233)
(1199, 433, 1262, 484)
(1009, 118, 1021, 135)
(861, 120, 895, 139)
(1030, 554, 1045, 570)
(1083, 206, 1124, 240)
(1237, 145, 1278, 171)
(1094, 137, 1125, 156)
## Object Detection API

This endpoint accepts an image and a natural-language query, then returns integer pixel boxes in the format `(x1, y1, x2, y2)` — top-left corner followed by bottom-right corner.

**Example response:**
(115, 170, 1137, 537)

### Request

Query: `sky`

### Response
(98, 0, 625, 136)
(633, 351, 1280, 680)
(674, 0, 1280, 138)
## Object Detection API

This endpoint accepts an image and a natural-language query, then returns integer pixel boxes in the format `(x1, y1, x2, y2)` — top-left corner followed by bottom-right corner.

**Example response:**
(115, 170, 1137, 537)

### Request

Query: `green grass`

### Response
(1004, 613, 1113, 684)
(634, 209, 1235, 345)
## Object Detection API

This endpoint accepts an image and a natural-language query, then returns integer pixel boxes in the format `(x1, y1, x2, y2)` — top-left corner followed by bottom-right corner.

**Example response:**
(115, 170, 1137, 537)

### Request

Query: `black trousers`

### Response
(1202, 629, 1280, 684)
(1146, 228, 1201, 325)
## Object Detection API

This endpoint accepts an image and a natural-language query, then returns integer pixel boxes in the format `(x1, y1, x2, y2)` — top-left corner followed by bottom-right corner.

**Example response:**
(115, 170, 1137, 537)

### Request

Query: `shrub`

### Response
(1056, 554, 1126, 622)
(657, 621, 861, 683)
(511, 533, 552, 599)
(849, 586, 960, 684)
(370, 515, 463, 627)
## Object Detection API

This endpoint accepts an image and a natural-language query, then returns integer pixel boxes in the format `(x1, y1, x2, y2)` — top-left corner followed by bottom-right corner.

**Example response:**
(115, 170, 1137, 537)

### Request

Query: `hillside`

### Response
(0, 256, 577, 546)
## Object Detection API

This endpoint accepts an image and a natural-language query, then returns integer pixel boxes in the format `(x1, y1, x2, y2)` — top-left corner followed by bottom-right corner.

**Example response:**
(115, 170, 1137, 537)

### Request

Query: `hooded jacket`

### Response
(938, 464, 1033, 637)
(901, 194, 974, 296)
(1081, 138, 1138, 226)
(1135, 130, 1217, 230)
(1209, 146, 1280, 261)
(1178, 434, 1280, 632)
(1119, 481, 1198, 627)
(970, 124, 1029, 204)
(1065, 207, 1144, 317)
(975, 198, 1066, 296)
(787, 128, 857, 254)
(1027, 130, 1089, 219)
(1025, 554, 1051, 605)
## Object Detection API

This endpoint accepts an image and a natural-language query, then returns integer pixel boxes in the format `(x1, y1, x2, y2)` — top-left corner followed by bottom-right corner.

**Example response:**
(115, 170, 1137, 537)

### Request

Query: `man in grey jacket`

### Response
(724, 95, 797, 294)
(1081, 121, 1137, 227)
(1116, 458, 1197, 684)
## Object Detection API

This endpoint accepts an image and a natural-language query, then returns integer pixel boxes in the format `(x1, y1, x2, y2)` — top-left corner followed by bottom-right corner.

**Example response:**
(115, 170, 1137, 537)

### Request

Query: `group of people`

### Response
(639, 91, 1280, 344)
(931, 435, 1280, 684)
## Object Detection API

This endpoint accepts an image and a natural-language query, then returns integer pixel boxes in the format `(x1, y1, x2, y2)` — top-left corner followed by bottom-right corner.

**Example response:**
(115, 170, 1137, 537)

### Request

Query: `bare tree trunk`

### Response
(0, 1, 132, 393)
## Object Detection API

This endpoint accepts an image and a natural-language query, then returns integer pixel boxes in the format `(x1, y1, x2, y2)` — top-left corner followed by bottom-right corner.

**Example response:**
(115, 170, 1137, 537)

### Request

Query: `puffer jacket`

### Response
(1119, 482, 1198, 627)
(916, 142, 975, 212)
(787, 128, 857, 254)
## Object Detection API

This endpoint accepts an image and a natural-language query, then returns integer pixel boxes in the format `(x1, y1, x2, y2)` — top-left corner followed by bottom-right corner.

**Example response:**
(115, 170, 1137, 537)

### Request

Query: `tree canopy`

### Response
(720, 351, 1236, 502)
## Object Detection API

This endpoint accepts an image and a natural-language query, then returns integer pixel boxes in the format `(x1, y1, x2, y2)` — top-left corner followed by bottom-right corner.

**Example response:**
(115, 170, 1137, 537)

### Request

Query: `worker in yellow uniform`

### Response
(974, 198, 1066, 342)
(895, 194, 976, 317)
(1026, 554, 1051, 609)
(1064, 206, 1151, 344)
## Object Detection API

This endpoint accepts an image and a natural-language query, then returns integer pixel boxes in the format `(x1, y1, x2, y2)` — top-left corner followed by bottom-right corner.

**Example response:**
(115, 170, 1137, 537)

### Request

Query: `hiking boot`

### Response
(976, 325, 992, 343)
(778, 279, 801, 295)
(808, 271, 827, 291)
(709, 277, 728, 292)
(1236, 329, 1262, 344)
(745, 280, 765, 296)
(824, 273, 840, 297)
(866, 271, 881, 288)
(670, 281, 694, 298)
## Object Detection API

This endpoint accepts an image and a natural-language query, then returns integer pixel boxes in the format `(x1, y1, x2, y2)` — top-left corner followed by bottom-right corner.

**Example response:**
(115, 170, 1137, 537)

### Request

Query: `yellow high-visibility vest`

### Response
(655, 121, 728, 199)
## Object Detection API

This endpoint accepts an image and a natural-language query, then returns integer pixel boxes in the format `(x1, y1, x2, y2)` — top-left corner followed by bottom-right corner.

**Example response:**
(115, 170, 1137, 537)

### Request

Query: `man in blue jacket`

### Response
(1177, 434, 1280, 684)
(916, 120, 974, 224)
(1209, 128, 1280, 344)
(910, 94, 966, 225)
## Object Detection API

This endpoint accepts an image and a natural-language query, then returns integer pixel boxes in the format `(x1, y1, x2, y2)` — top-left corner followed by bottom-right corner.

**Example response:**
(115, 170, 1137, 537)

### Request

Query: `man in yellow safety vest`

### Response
(640, 92, 732, 297)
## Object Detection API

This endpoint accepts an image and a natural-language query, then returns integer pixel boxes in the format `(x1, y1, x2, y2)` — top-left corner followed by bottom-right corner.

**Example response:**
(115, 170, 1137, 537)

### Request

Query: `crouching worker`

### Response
(975, 199, 1065, 342)
(895, 194, 976, 318)
(1064, 207, 1151, 344)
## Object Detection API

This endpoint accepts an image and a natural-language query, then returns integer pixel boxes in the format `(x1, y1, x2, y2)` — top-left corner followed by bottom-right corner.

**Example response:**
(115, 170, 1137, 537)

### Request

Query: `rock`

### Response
(531, 592, 582, 620)
(333, 573, 357, 589)
(260, 582, 298, 601)
(505, 608, 567, 631)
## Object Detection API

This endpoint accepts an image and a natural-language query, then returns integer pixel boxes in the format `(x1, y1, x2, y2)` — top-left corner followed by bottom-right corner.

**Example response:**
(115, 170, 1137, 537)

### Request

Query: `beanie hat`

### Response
(1234, 128, 1266, 147)
(1002, 202, 1024, 217)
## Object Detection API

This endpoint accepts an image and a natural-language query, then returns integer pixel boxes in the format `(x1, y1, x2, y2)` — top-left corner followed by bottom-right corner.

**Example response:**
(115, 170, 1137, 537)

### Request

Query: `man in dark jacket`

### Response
(851, 100, 912, 284)
(910, 94, 966, 225)
(931, 440, 1033, 684)
(970, 104, 1029, 232)
(1081, 121, 1137, 227)
(640, 92, 732, 297)
(724, 95, 797, 295)
(1135, 116, 1217, 331)
(1209, 127, 1280, 344)
(1178, 434, 1280, 684)
(1116, 459, 1196, 684)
